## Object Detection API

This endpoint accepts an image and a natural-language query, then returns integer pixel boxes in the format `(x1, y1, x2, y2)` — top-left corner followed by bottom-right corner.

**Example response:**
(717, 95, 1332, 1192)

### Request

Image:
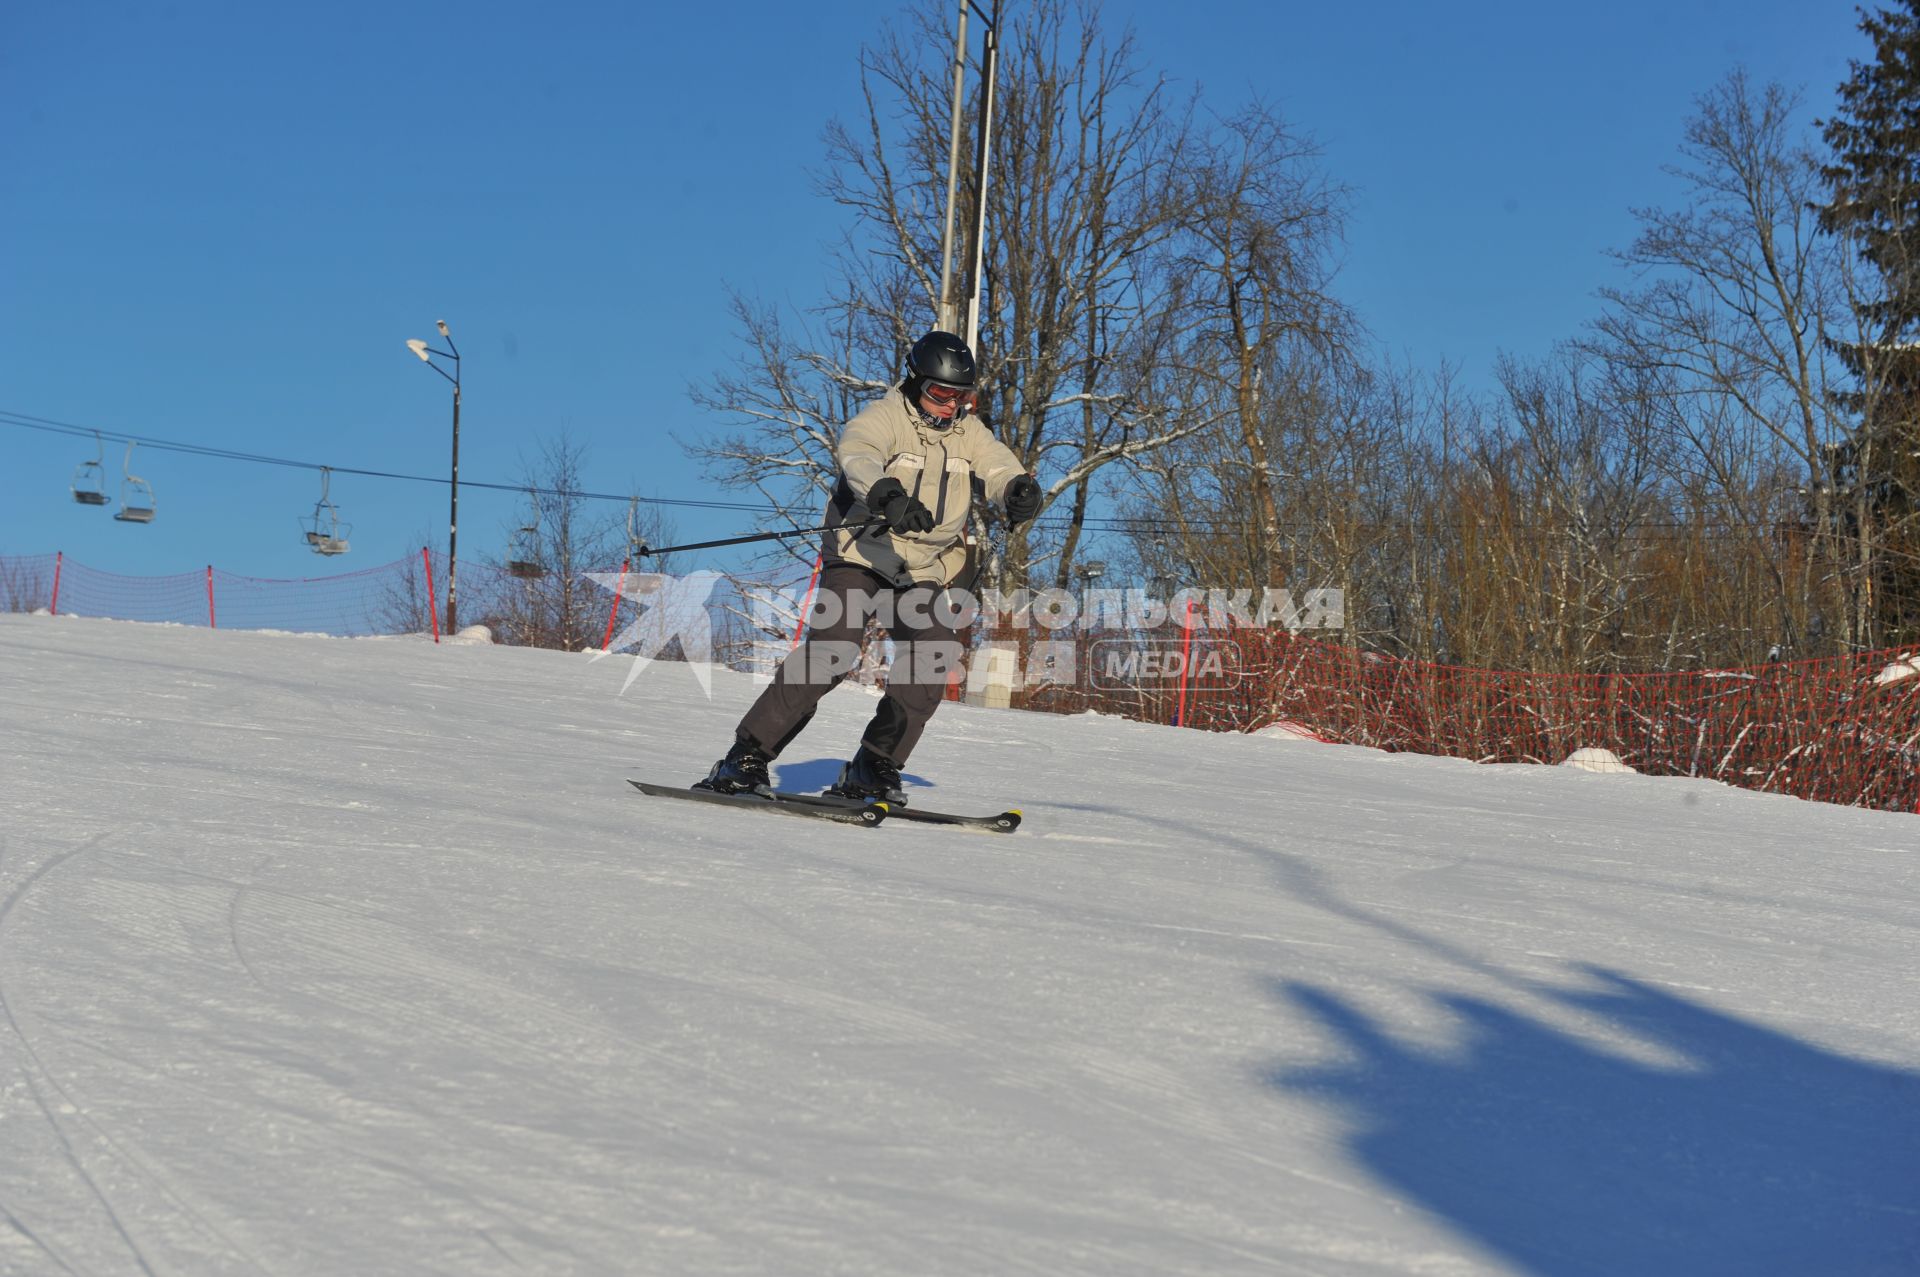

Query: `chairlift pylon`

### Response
(72, 430, 110, 506)
(113, 441, 156, 524)
(508, 489, 546, 579)
(301, 467, 352, 556)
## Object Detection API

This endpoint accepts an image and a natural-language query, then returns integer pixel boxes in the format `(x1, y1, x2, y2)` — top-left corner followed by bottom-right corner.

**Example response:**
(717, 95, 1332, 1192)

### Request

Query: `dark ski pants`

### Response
(736, 564, 969, 767)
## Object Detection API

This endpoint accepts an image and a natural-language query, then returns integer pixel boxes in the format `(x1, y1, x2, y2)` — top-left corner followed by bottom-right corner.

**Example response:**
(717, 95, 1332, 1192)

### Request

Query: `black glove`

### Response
(865, 476, 936, 534)
(1004, 474, 1042, 524)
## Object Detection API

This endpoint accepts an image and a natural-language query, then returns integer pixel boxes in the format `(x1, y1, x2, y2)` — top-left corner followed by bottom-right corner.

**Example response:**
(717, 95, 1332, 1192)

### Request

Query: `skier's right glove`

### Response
(1004, 474, 1042, 525)
(866, 477, 936, 534)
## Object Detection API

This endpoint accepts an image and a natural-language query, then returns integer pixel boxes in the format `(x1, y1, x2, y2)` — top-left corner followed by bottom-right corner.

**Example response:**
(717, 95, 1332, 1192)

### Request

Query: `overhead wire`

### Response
(0, 405, 1859, 543)
(5, 406, 1118, 531)
(0, 409, 771, 515)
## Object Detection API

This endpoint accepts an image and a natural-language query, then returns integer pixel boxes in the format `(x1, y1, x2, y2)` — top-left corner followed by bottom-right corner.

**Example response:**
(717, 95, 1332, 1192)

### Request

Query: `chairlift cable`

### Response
(0, 405, 1850, 543)
(1, 409, 773, 514)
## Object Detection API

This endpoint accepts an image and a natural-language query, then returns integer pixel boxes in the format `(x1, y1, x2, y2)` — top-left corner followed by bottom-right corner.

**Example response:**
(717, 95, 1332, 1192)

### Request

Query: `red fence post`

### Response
(1175, 595, 1195, 727)
(50, 552, 62, 615)
(602, 557, 630, 651)
(422, 548, 440, 644)
(206, 566, 217, 628)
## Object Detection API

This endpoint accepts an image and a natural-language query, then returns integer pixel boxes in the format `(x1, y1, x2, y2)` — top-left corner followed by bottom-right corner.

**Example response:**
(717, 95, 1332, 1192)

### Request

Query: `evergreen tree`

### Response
(1820, 0, 1920, 644)
(1822, 2, 1920, 330)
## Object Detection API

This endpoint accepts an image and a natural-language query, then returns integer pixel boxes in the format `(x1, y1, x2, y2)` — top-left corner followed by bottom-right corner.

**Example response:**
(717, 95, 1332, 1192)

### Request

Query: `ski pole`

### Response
(634, 517, 881, 559)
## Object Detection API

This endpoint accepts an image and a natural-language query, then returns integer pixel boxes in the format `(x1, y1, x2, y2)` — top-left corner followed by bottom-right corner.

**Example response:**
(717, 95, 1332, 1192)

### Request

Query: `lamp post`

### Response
(407, 321, 461, 633)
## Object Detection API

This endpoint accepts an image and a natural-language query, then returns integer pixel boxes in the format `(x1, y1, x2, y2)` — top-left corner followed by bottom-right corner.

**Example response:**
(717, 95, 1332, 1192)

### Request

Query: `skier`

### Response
(697, 330, 1042, 804)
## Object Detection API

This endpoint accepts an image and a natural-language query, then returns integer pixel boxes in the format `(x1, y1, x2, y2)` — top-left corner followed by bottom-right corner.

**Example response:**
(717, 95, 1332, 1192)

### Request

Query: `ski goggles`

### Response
(921, 382, 967, 406)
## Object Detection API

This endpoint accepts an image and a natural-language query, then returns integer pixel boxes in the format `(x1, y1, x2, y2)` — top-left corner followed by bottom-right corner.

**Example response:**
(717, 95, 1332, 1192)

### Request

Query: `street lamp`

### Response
(1075, 560, 1105, 631)
(407, 320, 461, 633)
(1149, 538, 1177, 615)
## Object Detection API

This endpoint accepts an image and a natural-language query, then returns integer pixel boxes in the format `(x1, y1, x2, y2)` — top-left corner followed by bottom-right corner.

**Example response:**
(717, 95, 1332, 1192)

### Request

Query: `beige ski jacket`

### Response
(823, 387, 1028, 587)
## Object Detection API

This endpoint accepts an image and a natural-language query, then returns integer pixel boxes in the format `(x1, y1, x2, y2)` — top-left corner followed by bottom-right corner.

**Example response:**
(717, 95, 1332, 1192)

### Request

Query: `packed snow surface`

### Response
(1, 615, 1916, 1275)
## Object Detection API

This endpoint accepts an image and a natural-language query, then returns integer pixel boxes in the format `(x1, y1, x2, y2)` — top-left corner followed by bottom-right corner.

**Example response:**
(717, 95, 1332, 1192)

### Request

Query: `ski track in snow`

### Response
(0, 615, 1917, 1275)
(0, 828, 281, 1276)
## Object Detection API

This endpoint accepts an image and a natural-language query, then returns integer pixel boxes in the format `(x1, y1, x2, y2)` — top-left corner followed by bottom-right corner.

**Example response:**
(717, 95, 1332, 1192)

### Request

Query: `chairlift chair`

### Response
(113, 442, 156, 524)
(72, 430, 110, 505)
(507, 490, 546, 578)
(508, 529, 546, 578)
(301, 467, 352, 556)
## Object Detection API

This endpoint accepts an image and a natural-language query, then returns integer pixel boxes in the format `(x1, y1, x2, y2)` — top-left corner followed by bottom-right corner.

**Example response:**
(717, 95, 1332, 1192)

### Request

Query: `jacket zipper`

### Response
(908, 457, 927, 512)
(931, 442, 951, 526)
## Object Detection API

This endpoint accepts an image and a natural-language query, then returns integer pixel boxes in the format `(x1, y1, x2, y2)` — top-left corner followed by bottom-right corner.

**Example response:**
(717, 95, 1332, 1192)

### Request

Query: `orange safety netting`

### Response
(9, 552, 435, 636)
(1008, 623, 1920, 814)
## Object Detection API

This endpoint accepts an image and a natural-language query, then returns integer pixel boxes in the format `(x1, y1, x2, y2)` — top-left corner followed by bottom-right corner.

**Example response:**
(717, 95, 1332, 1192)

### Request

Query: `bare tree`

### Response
(369, 526, 442, 636)
(490, 435, 671, 651)
(684, 288, 889, 575)
(959, 1, 1208, 587)
(1586, 70, 1868, 654)
(689, 0, 1218, 590)
(1094, 69, 1892, 677)
(0, 556, 51, 613)
(1154, 103, 1359, 589)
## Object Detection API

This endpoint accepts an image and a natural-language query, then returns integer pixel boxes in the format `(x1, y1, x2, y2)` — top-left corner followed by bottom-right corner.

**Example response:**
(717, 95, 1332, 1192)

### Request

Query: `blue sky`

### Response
(2, 0, 1867, 581)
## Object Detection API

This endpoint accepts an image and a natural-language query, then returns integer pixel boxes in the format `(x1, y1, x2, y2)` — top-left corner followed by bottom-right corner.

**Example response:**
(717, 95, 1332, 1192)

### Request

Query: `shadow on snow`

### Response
(1265, 967, 1920, 1275)
(772, 756, 932, 795)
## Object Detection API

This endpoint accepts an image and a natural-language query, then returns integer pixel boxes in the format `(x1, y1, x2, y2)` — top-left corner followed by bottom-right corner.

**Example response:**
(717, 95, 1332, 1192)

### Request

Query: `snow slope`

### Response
(1, 614, 1916, 1276)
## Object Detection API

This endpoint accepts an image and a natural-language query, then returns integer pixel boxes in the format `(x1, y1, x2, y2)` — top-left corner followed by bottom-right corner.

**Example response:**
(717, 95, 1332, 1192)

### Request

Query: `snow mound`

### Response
(1872, 654, 1920, 686)
(1254, 720, 1322, 742)
(447, 624, 495, 645)
(1563, 747, 1637, 774)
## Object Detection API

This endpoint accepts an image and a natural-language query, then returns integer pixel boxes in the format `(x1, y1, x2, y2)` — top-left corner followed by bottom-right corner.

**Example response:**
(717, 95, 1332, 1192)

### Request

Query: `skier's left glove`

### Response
(866, 476, 936, 534)
(1004, 474, 1042, 524)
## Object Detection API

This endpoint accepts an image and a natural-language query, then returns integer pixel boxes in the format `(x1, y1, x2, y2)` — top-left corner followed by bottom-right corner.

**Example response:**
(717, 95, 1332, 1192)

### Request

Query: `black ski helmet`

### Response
(906, 330, 977, 393)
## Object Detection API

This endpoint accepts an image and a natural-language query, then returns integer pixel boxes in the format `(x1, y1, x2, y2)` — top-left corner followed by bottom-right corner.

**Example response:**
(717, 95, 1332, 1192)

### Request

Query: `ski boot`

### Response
(696, 737, 773, 796)
(826, 747, 908, 806)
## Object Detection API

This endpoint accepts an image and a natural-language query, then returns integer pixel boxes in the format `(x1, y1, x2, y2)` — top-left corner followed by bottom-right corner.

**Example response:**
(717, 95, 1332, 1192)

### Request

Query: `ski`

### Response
(628, 781, 1020, 834)
(629, 781, 887, 827)
(769, 790, 1022, 834)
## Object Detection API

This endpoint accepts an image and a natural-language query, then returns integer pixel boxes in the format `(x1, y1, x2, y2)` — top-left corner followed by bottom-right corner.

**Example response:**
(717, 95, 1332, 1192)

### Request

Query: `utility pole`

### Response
(936, 2, 1003, 343)
(935, 0, 971, 334)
